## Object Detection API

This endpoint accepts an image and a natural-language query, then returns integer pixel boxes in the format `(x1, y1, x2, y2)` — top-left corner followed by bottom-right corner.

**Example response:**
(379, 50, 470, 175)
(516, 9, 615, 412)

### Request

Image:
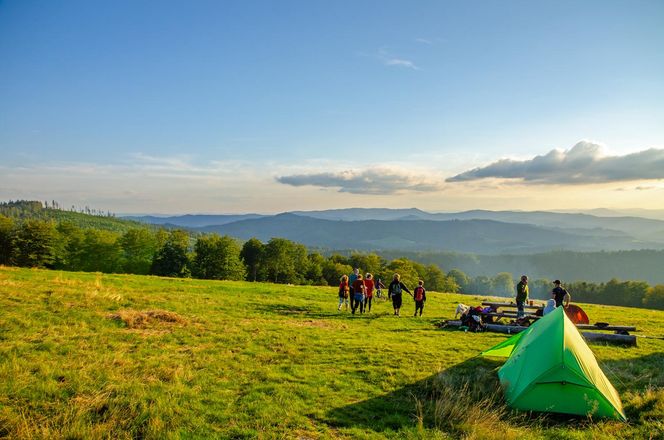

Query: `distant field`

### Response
(0, 267, 663, 439)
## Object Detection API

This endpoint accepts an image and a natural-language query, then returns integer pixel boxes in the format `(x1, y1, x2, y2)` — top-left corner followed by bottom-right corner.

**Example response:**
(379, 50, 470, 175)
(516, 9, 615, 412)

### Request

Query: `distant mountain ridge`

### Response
(123, 208, 664, 254)
(193, 213, 659, 254)
(123, 213, 267, 228)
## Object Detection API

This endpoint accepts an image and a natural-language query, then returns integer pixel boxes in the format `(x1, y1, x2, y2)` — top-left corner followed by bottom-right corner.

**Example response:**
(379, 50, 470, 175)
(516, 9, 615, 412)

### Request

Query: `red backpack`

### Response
(414, 286, 425, 301)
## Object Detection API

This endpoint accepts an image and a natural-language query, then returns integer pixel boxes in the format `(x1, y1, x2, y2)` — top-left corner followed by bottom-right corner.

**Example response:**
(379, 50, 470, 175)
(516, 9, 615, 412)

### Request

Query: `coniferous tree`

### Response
(0, 215, 15, 265)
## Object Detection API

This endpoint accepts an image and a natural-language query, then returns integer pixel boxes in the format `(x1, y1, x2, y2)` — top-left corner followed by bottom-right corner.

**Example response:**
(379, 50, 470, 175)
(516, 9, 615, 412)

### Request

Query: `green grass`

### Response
(0, 266, 663, 439)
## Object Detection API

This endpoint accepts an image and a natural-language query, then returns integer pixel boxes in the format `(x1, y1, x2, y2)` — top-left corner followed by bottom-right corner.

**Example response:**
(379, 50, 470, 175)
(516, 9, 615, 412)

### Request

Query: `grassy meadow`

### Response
(1, 266, 663, 439)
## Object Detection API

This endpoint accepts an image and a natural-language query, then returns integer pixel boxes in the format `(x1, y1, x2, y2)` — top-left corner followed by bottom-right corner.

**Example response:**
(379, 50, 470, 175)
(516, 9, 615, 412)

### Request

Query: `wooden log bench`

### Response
(482, 301, 543, 311)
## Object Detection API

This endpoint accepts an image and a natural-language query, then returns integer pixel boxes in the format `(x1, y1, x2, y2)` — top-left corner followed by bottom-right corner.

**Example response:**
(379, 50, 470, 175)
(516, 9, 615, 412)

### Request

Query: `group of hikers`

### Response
(337, 268, 427, 317)
(336, 268, 572, 320)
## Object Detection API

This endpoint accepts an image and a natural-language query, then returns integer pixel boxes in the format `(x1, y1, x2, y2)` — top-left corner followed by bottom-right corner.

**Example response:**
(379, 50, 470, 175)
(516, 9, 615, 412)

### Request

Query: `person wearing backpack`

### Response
(351, 273, 366, 314)
(349, 268, 360, 311)
(388, 273, 411, 317)
(375, 277, 386, 299)
(338, 274, 350, 311)
(413, 280, 426, 317)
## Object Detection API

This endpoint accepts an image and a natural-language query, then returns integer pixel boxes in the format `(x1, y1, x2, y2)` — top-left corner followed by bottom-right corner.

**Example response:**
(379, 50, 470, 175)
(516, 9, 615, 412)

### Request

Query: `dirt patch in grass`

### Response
(107, 309, 187, 329)
(288, 319, 345, 330)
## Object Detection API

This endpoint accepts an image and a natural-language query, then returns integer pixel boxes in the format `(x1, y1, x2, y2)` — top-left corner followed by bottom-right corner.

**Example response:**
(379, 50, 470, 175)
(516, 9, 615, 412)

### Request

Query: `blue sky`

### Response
(1, 0, 663, 213)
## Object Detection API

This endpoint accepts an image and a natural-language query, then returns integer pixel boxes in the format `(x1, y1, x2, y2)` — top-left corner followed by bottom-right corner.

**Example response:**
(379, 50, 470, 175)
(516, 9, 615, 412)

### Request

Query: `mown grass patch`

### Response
(0, 266, 663, 439)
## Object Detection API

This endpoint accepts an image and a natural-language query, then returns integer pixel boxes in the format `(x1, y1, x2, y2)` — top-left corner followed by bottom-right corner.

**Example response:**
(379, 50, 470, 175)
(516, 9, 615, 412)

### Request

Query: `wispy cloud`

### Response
(414, 37, 433, 45)
(276, 167, 444, 195)
(447, 141, 664, 184)
(377, 48, 420, 70)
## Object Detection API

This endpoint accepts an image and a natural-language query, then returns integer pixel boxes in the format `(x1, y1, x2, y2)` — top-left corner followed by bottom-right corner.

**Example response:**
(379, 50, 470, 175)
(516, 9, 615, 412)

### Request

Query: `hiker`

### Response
(338, 274, 350, 311)
(413, 280, 426, 317)
(351, 273, 366, 314)
(551, 280, 571, 308)
(375, 277, 386, 298)
(388, 273, 411, 317)
(515, 275, 529, 318)
(349, 268, 360, 310)
(364, 273, 375, 313)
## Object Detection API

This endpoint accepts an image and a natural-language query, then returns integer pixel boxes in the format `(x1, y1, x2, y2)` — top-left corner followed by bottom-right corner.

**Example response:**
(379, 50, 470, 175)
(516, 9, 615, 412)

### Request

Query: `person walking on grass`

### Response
(351, 273, 366, 314)
(364, 273, 375, 313)
(349, 268, 360, 311)
(413, 280, 426, 317)
(515, 275, 529, 319)
(375, 277, 386, 299)
(389, 273, 411, 317)
(338, 274, 350, 311)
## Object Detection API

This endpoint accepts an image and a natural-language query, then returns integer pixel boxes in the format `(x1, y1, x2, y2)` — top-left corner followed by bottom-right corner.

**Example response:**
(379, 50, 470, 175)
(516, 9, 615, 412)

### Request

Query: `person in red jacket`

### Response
(351, 274, 366, 314)
(364, 273, 375, 313)
(413, 280, 427, 317)
(338, 274, 350, 311)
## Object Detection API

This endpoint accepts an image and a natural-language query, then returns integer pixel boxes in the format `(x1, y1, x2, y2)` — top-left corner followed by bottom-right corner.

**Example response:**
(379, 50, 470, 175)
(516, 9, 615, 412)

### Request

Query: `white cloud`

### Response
(276, 167, 444, 195)
(414, 38, 433, 45)
(384, 58, 419, 69)
(377, 48, 420, 70)
(447, 141, 664, 184)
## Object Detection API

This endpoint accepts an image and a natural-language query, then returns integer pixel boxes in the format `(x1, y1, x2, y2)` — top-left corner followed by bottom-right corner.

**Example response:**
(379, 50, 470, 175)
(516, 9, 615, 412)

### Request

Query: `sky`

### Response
(1, 0, 663, 214)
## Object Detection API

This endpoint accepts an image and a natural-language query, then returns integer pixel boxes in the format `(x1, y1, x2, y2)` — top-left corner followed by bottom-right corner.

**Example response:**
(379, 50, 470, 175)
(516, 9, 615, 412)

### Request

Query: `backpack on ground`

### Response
(461, 307, 485, 332)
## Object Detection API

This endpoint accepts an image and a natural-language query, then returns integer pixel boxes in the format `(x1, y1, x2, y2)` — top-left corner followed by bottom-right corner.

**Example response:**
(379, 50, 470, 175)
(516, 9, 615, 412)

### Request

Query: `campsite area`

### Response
(1, 266, 663, 439)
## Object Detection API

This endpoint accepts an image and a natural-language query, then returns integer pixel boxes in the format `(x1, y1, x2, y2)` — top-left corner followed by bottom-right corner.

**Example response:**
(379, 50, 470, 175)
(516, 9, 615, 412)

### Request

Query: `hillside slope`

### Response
(0, 267, 662, 439)
(1, 201, 146, 233)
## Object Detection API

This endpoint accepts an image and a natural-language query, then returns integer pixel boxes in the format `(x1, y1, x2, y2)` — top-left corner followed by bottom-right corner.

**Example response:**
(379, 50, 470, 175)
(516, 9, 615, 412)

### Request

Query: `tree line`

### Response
(1, 210, 662, 310)
(0, 214, 459, 291)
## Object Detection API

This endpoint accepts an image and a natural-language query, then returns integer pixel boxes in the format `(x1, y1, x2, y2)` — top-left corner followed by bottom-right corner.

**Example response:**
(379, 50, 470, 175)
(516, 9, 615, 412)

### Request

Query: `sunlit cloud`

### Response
(447, 141, 664, 184)
(277, 167, 444, 195)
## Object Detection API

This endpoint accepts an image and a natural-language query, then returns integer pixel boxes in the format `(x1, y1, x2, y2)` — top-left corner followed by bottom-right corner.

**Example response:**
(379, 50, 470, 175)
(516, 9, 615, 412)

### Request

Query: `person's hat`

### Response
(553, 279, 561, 284)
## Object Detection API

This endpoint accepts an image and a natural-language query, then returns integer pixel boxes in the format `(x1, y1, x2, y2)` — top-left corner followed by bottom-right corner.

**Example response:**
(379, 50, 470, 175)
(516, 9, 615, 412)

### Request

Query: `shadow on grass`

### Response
(321, 352, 664, 434)
(255, 303, 393, 321)
(600, 352, 664, 423)
(320, 356, 503, 432)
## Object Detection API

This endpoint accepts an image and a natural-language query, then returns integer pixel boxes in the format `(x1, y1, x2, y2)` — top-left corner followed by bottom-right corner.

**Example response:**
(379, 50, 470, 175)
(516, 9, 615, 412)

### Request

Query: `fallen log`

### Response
(442, 320, 637, 346)
(581, 332, 636, 346)
(576, 324, 636, 332)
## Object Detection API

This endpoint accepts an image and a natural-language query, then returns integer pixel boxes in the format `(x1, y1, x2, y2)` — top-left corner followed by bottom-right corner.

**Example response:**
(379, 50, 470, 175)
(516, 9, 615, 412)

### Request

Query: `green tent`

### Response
(483, 307, 626, 420)
(480, 324, 533, 358)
